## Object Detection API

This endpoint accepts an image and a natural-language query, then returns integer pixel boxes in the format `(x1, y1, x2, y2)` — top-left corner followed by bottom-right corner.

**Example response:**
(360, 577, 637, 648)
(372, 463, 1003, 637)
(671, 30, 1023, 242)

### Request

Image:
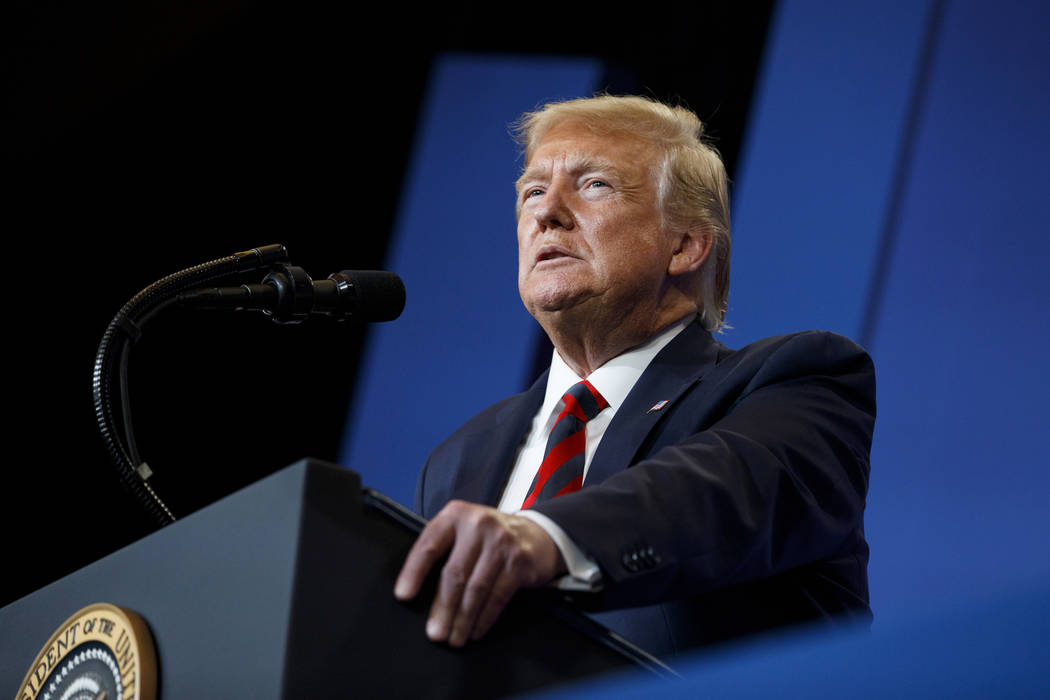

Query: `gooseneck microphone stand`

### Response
(92, 245, 292, 527)
(92, 244, 407, 529)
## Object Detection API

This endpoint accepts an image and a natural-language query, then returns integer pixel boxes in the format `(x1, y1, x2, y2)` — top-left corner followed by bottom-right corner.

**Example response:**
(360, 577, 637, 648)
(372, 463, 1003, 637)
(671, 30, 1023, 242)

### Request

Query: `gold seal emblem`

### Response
(14, 603, 157, 700)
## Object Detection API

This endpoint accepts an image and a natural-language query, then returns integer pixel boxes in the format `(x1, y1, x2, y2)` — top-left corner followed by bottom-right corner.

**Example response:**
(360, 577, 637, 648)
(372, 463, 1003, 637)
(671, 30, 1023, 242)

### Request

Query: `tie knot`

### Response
(561, 380, 609, 423)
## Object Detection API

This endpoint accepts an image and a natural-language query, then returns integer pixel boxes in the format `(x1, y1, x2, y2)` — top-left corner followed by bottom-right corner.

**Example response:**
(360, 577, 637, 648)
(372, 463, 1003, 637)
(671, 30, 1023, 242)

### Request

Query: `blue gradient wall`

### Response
(721, 0, 1050, 627)
(861, 0, 1050, 611)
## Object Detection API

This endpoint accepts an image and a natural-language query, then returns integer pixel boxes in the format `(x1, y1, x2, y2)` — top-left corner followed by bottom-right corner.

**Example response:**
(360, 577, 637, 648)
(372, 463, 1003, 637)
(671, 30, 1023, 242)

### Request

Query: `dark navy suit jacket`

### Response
(415, 320, 875, 660)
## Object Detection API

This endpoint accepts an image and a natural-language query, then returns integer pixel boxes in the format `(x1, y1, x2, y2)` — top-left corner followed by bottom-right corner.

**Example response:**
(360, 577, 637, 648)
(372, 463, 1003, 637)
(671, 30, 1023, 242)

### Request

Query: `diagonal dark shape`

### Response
(858, 0, 947, 351)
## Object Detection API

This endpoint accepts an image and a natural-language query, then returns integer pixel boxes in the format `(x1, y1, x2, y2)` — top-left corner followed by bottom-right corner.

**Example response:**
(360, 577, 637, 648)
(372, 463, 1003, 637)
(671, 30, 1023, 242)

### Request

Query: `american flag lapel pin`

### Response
(646, 400, 669, 414)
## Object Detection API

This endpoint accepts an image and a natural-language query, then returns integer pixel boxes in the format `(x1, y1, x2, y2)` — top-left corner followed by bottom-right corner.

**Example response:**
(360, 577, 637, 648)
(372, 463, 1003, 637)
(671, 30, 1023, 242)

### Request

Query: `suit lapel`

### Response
(586, 320, 723, 485)
(448, 371, 547, 507)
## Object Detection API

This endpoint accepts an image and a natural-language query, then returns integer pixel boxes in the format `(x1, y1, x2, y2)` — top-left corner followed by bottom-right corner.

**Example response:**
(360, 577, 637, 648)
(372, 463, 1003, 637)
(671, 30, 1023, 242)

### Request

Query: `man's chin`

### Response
(521, 286, 594, 318)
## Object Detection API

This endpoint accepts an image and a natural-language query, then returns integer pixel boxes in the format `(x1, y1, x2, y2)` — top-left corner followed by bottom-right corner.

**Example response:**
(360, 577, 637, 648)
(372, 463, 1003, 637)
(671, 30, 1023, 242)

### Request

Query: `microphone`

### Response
(178, 265, 406, 323)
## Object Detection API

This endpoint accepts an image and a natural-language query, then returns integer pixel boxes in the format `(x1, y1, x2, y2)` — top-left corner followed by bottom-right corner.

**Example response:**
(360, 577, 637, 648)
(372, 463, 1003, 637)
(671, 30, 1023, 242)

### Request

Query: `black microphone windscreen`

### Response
(341, 270, 406, 322)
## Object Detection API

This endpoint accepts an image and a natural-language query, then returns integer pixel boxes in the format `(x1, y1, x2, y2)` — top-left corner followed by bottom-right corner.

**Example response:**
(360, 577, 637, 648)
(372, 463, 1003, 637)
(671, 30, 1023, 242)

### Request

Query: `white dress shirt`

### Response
(497, 315, 694, 590)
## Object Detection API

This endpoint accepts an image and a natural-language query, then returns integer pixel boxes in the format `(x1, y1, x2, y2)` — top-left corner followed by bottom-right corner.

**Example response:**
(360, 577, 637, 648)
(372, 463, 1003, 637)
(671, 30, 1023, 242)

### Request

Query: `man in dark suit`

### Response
(394, 95, 874, 659)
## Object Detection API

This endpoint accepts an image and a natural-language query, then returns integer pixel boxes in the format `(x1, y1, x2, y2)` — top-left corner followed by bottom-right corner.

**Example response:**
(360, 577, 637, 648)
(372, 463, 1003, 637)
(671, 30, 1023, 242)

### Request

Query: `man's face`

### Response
(516, 121, 676, 321)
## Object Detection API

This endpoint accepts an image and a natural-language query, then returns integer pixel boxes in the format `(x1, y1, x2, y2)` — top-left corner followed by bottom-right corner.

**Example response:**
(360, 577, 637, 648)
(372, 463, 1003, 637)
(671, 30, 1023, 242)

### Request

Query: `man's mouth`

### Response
(536, 245, 576, 264)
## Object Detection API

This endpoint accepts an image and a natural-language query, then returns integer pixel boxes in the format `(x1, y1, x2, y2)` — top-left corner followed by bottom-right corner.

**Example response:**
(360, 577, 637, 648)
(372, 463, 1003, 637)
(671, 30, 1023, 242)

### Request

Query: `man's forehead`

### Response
(518, 153, 620, 183)
(518, 127, 657, 186)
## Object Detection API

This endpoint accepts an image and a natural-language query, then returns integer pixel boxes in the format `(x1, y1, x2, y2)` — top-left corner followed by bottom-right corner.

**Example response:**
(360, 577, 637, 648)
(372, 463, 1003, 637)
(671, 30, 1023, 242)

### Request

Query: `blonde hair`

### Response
(513, 95, 731, 332)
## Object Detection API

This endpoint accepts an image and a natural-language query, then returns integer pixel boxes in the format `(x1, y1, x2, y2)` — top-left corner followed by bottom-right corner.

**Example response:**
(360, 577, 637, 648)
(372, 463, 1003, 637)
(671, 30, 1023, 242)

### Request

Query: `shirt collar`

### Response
(542, 314, 695, 418)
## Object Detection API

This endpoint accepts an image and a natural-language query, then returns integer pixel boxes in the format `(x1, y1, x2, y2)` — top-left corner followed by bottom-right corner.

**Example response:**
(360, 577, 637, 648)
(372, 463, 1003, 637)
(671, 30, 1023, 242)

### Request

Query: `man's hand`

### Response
(394, 500, 567, 647)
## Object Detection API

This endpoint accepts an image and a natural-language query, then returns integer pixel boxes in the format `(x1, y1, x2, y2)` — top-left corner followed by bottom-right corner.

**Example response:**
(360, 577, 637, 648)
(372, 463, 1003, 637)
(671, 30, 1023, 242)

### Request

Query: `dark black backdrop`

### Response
(3, 1, 772, 607)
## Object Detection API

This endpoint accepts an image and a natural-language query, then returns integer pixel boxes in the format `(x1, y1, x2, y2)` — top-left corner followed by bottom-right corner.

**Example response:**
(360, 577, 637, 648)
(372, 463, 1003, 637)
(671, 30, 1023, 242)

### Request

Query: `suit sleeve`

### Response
(531, 331, 875, 609)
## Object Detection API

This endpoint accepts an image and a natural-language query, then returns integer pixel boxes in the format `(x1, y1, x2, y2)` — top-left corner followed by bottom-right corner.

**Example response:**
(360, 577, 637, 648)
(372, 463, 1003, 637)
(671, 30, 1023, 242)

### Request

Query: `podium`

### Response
(0, 460, 669, 699)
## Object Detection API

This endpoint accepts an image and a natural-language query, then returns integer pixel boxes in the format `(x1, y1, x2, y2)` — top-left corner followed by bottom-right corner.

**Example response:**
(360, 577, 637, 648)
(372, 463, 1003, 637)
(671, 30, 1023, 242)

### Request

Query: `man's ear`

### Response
(668, 227, 713, 277)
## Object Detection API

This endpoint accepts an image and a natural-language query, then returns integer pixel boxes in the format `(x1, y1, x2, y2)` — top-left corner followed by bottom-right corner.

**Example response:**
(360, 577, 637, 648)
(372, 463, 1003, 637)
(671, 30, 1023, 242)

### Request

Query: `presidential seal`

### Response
(15, 603, 157, 700)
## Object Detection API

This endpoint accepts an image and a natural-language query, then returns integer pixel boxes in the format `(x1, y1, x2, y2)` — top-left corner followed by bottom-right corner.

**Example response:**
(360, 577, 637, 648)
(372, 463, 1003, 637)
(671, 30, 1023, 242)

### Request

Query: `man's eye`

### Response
(588, 180, 608, 189)
(526, 188, 544, 198)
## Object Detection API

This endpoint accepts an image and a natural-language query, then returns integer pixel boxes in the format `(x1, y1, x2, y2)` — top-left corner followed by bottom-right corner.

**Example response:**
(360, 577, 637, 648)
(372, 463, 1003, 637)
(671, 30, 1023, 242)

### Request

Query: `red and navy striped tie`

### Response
(522, 380, 609, 509)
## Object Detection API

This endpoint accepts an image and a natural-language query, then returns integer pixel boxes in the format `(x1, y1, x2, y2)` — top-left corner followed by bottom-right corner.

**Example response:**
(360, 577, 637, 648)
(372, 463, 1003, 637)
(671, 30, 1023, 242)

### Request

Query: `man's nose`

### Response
(535, 183, 575, 232)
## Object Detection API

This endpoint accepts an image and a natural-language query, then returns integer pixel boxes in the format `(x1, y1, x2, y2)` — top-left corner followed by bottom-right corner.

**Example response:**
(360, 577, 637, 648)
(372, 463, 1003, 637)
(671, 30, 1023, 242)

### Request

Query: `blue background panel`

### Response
(714, 0, 1050, 618)
(726, 0, 933, 345)
(864, 0, 1050, 611)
